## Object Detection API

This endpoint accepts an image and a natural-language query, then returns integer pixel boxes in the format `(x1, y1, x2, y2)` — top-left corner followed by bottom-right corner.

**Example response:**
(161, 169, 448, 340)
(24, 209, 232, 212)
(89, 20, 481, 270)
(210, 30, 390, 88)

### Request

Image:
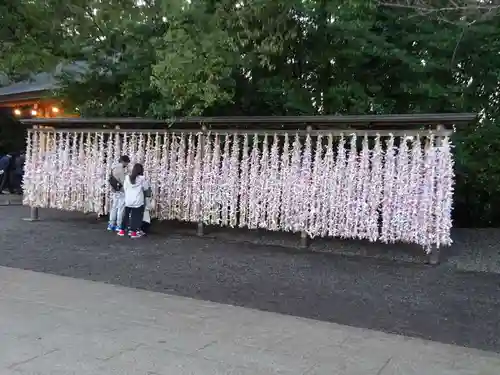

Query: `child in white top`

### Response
(117, 163, 151, 239)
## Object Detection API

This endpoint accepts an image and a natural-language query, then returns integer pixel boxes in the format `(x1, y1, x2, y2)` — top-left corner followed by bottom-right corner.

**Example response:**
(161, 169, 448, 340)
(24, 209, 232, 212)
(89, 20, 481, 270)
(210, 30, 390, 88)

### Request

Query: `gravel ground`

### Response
(0, 206, 499, 353)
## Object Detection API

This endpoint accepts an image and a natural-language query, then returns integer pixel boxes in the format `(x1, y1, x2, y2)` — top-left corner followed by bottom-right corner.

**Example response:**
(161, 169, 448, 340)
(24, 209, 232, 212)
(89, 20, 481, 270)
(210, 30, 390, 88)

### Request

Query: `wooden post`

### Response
(197, 124, 207, 237)
(23, 127, 40, 222)
(428, 247, 441, 265)
(300, 125, 312, 249)
(23, 206, 40, 222)
(427, 124, 443, 265)
(300, 230, 308, 249)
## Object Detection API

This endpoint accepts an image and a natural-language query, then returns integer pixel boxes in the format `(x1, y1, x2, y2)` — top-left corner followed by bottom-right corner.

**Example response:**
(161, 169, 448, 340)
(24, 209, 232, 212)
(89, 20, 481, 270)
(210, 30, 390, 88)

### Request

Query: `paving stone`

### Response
(198, 341, 314, 374)
(0, 267, 499, 375)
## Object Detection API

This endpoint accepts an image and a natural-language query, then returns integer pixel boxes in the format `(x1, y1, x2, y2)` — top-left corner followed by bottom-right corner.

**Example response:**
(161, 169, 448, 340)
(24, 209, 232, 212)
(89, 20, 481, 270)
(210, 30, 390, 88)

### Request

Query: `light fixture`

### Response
(51, 106, 59, 113)
(31, 109, 37, 116)
(13, 108, 21, 116)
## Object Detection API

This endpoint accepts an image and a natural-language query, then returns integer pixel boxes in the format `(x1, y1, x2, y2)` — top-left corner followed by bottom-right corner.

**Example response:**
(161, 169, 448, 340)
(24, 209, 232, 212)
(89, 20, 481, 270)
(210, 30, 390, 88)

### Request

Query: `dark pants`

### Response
(0, 170, 12, 193)
(121, 205, 144, 232)
(10, 172, 22, 194)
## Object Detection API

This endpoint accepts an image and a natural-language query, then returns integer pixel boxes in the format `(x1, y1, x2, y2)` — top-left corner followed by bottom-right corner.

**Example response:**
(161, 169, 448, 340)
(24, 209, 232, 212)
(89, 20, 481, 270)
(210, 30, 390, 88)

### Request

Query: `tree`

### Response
(2, 0, 500, 226)
(0, 1, 63, 78)
(57, 0, 168, 116)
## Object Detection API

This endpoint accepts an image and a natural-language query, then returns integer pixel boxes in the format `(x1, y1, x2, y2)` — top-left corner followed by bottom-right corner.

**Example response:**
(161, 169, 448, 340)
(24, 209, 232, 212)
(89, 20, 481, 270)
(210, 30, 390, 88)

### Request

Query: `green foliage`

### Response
(1, 0, 500, 226)
(151, 7, 238, 116)
(453, 119, 500, 226)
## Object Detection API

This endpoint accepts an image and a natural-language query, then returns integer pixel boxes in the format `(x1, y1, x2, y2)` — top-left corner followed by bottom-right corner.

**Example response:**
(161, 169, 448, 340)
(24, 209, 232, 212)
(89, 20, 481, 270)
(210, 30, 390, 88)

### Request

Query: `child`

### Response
(117, 163, 151, 239)
(107, 155, 130, 231)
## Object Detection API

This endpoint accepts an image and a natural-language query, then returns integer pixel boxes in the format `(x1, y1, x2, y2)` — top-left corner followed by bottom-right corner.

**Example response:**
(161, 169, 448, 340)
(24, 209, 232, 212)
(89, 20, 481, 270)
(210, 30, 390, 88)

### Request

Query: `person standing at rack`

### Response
(118, 163, 151, 239)
(0, 153, 13, 194)
(107, 155, 130, 231)
(11, 151, 25, 194)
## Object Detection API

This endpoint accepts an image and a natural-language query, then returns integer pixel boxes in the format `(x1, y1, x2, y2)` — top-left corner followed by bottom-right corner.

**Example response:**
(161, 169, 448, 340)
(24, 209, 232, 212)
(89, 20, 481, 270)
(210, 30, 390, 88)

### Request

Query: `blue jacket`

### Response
(0, 155, 12, 171)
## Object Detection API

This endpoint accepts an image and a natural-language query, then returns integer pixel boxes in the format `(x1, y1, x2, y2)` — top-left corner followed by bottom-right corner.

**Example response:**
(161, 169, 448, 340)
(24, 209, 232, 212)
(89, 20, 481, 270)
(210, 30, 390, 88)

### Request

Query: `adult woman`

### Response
(117, 163, 151, 239)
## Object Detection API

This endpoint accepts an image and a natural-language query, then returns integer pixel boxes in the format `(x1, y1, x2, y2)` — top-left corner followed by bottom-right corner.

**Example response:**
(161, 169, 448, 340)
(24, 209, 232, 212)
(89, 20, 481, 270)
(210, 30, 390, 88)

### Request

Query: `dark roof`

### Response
(0, 61, 88, 99)
(0, 72, 57, 97)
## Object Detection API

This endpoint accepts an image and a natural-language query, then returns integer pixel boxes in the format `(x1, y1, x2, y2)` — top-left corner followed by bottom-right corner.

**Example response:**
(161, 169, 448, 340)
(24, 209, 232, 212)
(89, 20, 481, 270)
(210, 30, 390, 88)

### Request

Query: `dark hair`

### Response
(119, 155, 130, 163)
(129, 163, 144, 184)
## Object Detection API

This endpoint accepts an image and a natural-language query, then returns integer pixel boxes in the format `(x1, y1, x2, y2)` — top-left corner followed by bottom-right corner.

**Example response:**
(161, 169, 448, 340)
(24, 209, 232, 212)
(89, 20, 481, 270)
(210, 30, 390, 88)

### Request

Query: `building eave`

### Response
(0, 90, 56, 106)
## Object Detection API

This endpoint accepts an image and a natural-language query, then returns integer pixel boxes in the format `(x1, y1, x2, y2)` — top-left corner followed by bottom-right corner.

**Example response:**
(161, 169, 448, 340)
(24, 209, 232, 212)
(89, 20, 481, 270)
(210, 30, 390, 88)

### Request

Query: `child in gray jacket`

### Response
(107, 155, 130, 231)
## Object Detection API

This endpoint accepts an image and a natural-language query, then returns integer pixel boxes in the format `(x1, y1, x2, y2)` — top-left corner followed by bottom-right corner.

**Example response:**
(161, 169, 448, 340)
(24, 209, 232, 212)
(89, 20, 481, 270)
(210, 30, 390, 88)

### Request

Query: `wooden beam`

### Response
(28, 127, 454, 137)
(20, 113, 477, 130)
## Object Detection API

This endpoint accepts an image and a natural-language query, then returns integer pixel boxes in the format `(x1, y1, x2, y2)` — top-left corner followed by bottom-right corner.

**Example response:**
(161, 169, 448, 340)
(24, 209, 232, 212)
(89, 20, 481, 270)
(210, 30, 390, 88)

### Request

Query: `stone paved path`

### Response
(0, 206, 499, 353)
(1, 266, 499, 375)
(0, 193, 22, 206)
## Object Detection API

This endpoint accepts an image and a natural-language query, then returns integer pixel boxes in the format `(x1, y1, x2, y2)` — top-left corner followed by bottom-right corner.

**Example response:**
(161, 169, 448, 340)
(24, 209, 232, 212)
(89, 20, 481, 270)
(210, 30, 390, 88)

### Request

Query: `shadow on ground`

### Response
(0, 206, 499, 353)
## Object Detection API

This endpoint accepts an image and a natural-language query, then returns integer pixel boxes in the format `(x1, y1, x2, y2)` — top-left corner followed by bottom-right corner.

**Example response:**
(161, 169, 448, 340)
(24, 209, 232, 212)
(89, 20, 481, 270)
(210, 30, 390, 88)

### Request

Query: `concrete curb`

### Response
(0, 195, 23, 206)
(0, 201, 23, 206)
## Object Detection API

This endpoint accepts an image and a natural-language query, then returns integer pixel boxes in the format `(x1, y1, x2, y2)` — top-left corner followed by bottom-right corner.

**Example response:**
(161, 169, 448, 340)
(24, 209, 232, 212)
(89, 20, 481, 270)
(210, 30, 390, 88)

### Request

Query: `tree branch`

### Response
(377, 0, 500, 24)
